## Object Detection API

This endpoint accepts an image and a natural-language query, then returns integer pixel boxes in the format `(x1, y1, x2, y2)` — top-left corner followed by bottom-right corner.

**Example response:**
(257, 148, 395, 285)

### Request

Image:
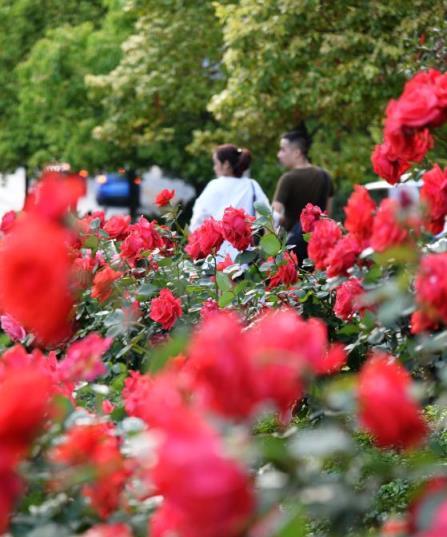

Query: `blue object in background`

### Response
(95, 172, 140, 207)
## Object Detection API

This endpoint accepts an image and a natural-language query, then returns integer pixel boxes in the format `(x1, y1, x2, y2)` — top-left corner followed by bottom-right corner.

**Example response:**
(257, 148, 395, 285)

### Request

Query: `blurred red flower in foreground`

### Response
(50, 423, 129, 519)
(420, 164, 447, 234)
(187, 309, 346, 423)
(25, 171, 85, 222)
(59, 333, 112, 383)
(412, 253, 447, 331)
(150, 414, 254, 537)
(0, 215, 74, 345)
(358, 353, 428, 450)
(0, 367, 54, 533)
(407, 478, 447, 537)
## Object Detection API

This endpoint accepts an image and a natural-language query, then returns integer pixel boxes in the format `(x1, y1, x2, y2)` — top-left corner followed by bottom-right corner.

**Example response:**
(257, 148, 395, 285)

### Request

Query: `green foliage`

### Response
(0, 0, 110, 171)
(1, 0, 446, 192)
(204, 0, 446, 190)
(87, 0, 226, 181)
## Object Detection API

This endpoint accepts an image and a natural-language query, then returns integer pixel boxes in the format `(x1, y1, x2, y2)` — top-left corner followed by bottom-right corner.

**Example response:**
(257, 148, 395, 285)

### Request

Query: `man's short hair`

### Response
(281, 129, 312, 157)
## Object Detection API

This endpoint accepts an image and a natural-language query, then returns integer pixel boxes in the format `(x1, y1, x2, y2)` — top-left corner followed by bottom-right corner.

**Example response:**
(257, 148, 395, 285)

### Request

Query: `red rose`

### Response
(150, 419, 254, 537)
(267, 251, 298, 289)
(414, 253, 447, 326)
(149, 288, 182, 330)
(325, 234, 361, 277)
(371, 142, 411, 185)
(155, 189, 175, 207)
(91, 265, 122, 303)
(384, 123, 433, 164)
(26, 171, 85, 222)
(390, 70, 443, 129)
(198, 218, 224, 255)
(103, 215, 131, 241)
(358, 353, 428, 450)
(308, 218, 342, 270)
(420, 164, 447, 233)
(334, 278, 364, 320)
(0, 215, 74, 345)
(50, 423, 128, 519)
(300, 203, 323, 233)
(370, 198, 410, 252)
(435, 72, 447, 107)
(0, 367, 53, 463)
(120, 232, 146, 266)
(122, 371, 154, 421)
(184, 229, 203, 260)
(249, 310, 346, 422)
(188, 312, 260, 419)
(186, 218, 224, 260)
(0, 467, 22, 535)
(344, 185, 376, 246)
(134, 216, 164, 250)
(221, 207, 254, 251)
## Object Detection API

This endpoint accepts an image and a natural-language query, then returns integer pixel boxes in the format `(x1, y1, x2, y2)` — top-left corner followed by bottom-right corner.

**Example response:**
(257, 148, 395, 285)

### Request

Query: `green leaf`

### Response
(274, 508, 307, 537)
(302, 233, 311, 243)
(218, 290, 234, 307)
(260, 233, 281, 256)
(337, 323, 359, 336)
(235, 249, 257, 264)
(254, 201, 271, 217)
(146, 329, 189, 374)
(137, 282, 157, 298)
(216, 271, 232, 292)
(83, 235, 98, 249)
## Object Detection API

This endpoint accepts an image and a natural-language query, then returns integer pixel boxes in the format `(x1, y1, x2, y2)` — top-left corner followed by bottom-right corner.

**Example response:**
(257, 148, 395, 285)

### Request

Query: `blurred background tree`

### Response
(87, 0, 227, 182)
(0, 0, 134, 174)
(0, 0, 445, 200)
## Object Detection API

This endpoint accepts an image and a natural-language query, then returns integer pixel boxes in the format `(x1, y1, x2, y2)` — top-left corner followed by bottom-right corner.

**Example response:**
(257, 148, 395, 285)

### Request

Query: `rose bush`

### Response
(2, 70, 447, 536)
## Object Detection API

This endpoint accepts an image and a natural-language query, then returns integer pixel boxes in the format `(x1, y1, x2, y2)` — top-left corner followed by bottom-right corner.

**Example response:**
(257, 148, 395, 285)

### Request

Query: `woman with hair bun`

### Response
(190, 143, 270, 259)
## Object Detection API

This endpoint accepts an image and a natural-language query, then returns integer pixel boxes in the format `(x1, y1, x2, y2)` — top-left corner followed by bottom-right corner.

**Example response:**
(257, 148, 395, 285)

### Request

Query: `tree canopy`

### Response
(0, 0, 445, 192)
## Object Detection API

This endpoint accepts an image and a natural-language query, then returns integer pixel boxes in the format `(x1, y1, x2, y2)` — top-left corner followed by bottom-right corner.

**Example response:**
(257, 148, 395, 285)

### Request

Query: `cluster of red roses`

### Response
(303, 164, 447, 324)
(371, 69, 447, 184)
(185, 207, 254, 260)
(0, 333, 113, 532)
(50, 422, 130, 520)
(120, 308, 347, 536)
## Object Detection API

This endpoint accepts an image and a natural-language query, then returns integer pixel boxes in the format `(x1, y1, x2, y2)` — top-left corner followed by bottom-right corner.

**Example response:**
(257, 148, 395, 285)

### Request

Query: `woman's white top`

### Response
(189, 176, 271, 260)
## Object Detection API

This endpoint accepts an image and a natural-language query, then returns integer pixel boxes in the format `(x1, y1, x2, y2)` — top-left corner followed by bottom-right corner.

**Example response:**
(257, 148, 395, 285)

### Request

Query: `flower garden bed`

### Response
(1, 71, 447, 537)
